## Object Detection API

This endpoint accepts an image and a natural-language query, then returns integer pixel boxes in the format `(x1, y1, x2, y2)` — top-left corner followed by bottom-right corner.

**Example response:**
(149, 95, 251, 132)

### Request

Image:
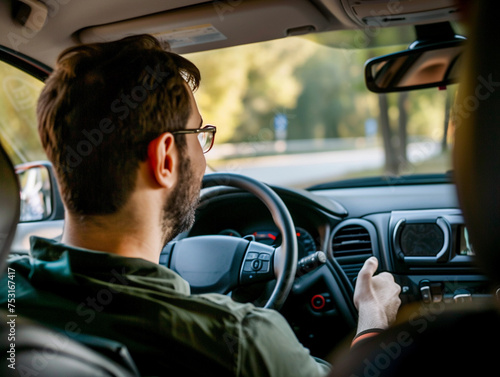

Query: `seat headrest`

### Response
(453, 1, 500, 286)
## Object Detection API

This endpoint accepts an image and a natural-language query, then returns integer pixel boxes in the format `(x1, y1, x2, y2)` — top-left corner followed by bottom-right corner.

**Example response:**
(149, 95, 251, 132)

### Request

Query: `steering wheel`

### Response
(160, 173, 298, 310)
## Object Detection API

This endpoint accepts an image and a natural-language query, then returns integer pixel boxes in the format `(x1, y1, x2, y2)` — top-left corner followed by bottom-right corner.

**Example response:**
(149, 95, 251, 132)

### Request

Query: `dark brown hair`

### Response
(37, 34, 200, 216)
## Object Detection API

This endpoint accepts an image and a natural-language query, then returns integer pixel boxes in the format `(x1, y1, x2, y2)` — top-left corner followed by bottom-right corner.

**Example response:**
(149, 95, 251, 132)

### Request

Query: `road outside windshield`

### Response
(187, 31, 456, 188)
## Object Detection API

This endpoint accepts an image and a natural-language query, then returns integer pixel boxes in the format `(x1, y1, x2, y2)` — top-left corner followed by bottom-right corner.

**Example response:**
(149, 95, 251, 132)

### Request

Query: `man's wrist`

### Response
(351, 328, 384, 348)
(356, 305, 389, 334)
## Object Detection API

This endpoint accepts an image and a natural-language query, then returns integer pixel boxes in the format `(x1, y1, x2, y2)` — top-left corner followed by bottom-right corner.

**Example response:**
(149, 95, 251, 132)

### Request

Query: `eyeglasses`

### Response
(171, 125, 216, 154)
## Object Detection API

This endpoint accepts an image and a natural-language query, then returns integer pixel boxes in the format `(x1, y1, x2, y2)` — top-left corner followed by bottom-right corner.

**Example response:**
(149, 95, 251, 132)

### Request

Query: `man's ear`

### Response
(147, 132, 177, 189)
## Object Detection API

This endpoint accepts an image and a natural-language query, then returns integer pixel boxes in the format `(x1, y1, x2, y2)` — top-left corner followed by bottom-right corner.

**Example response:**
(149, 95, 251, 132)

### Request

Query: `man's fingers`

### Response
(357, 256, 378, 282)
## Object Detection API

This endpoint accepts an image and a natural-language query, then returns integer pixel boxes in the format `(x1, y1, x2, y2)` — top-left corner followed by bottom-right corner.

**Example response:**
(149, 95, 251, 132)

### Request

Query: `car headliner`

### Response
(0, 0, 461, 68)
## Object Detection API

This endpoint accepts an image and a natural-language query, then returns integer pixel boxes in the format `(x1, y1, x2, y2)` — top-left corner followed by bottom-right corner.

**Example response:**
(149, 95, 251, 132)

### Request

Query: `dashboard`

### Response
(191, 181, 489, 300)
(187, 181, 491, 356)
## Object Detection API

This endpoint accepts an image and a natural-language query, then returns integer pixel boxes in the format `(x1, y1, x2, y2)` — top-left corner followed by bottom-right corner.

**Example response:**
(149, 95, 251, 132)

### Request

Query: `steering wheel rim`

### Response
(200, 173, 298, 310)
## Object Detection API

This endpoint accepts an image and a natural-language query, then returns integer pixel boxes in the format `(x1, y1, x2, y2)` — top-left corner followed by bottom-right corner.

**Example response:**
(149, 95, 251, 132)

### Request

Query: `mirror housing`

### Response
(365, 37, 465, 93)
(15, 161, 64, 222)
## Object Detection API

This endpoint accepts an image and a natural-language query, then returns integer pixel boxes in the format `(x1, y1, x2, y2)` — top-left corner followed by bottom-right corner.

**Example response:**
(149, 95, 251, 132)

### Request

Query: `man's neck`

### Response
(62, 212, 163, 264)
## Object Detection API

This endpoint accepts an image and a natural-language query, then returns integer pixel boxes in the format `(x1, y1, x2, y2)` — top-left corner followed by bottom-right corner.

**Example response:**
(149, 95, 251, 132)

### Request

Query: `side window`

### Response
(0, 60, 53, 221)
(0, 60, 45, 165)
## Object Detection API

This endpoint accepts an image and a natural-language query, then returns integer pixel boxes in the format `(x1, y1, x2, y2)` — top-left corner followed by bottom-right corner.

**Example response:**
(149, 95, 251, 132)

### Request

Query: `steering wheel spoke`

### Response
(162, 235, 250, 294)
(239, 241, 275, 285)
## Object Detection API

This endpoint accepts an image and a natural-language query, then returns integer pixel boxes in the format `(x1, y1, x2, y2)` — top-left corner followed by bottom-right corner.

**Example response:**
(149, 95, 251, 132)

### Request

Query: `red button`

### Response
(311, 294, 325, 310)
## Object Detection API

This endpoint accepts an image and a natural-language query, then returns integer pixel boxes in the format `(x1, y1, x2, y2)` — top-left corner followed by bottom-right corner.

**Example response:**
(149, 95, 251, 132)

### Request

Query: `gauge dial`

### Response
(295, 227, 317, 255)
(251, 231, 279, 245)
(252, 227, 317, 257)
(219, 229, 242, 237)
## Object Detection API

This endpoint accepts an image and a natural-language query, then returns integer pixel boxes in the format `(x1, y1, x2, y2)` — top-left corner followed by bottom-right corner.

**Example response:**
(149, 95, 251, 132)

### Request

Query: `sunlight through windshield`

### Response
(187, 32, 456, 188)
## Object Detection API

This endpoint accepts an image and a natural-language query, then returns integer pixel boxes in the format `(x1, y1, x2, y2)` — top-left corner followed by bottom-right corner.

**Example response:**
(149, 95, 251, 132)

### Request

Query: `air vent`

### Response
(332, 225, 372, 258)
(331, 223, 373, 283)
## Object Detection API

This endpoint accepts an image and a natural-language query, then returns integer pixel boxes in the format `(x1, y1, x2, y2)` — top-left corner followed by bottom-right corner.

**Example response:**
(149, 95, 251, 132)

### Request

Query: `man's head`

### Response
(37, 34, 206, 243)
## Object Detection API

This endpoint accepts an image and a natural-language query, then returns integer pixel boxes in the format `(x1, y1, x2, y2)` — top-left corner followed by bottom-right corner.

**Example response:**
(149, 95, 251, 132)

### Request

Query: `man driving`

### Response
(3, 34, 401, 376)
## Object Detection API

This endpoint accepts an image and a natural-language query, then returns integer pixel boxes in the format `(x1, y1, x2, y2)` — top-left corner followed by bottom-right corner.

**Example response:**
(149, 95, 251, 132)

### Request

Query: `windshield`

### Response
(187, 30, 457, 188)
(0, 28, 457, 189)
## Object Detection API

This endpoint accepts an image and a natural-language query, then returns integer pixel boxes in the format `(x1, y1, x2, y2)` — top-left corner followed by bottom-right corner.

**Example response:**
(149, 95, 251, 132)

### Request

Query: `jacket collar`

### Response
(28, 236, 190, 294)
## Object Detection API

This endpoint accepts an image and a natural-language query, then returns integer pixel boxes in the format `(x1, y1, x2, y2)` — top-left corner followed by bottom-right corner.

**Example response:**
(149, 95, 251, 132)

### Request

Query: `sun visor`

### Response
(76, 0, 330, 53)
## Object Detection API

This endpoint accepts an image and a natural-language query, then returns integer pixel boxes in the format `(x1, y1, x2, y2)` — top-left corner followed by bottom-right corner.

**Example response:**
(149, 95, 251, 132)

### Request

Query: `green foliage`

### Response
(187, 32, 443, 146)
(0, 61, 45, 164)
(187, 30, 455, 180)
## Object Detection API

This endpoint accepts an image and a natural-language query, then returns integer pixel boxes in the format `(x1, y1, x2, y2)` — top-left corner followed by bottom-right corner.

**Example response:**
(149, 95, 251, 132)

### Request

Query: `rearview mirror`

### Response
(365, 39, 464, 93)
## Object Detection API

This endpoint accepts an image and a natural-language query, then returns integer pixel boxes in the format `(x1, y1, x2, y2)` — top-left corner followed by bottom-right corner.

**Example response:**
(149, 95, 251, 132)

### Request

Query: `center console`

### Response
(389, 209, 491, 305)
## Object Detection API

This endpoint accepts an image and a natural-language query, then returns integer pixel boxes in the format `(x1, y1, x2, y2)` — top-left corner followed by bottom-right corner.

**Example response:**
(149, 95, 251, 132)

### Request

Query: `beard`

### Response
(160, 155, 201, 245)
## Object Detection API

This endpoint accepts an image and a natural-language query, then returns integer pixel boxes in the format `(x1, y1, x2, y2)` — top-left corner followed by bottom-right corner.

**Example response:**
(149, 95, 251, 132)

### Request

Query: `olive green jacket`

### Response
(1, 237, 329, 376)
